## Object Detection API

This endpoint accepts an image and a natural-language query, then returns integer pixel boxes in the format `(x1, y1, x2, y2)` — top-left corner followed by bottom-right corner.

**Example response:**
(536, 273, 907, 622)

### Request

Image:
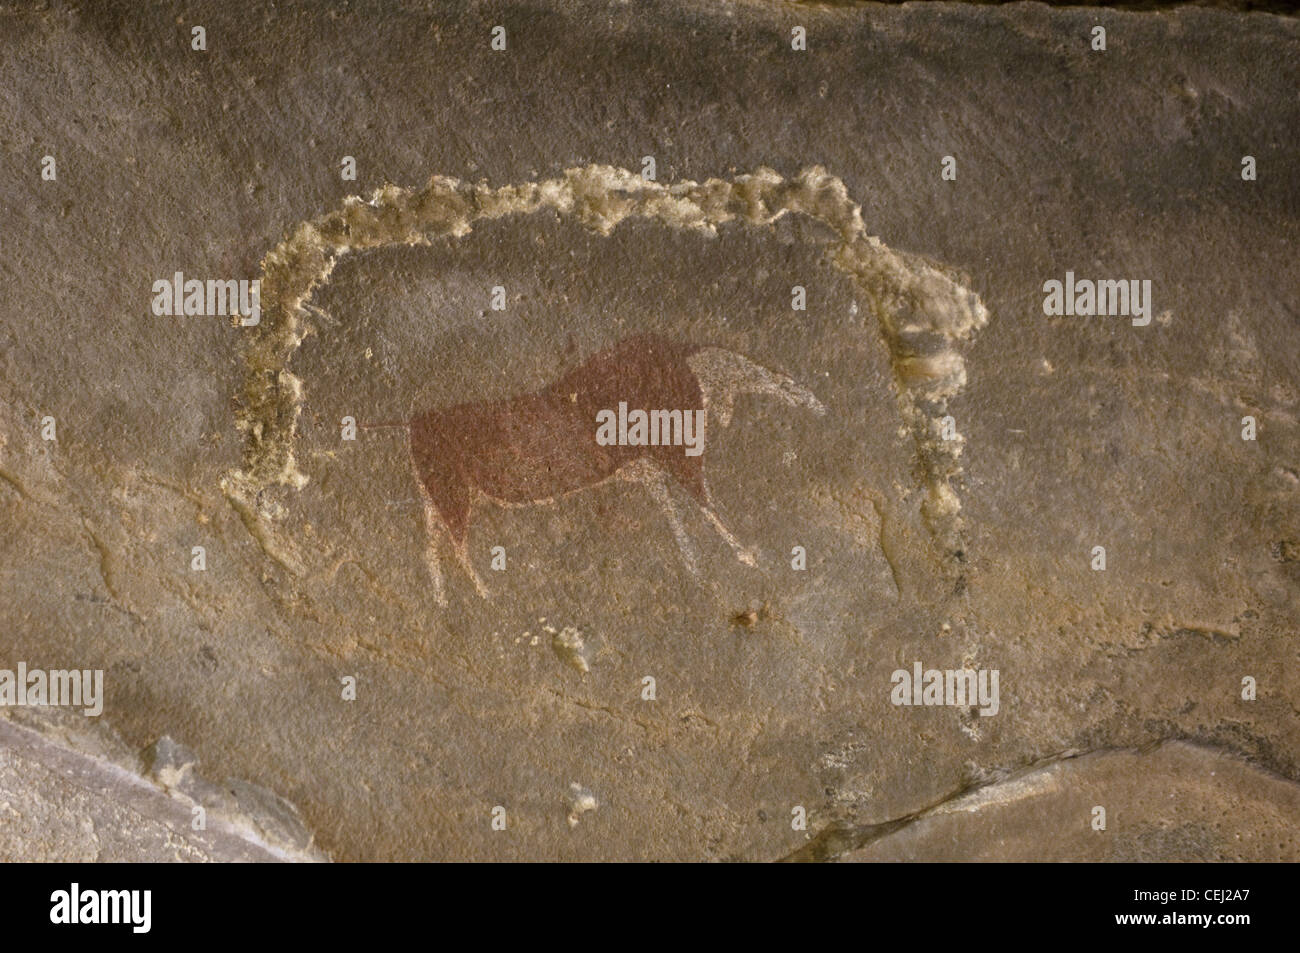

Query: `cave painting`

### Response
(385, 334, 826, 604)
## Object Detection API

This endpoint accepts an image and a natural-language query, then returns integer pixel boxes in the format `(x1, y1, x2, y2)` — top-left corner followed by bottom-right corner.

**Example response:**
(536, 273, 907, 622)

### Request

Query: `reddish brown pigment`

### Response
(409, 334, 708, 546)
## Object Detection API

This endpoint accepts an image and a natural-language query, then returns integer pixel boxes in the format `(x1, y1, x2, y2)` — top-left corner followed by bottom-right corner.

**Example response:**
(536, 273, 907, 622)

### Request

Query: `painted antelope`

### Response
(370, 334, 825, 605)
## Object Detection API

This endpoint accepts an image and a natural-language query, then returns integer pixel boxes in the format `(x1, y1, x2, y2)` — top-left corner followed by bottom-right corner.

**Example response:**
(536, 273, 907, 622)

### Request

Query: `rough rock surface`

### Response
(0, 0, 1297, 861)
(0, 711, 325, 861)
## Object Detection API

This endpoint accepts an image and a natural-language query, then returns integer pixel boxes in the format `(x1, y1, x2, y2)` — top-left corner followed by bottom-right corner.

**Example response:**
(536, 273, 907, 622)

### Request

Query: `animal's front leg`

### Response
(700, 505, 758, 567)
(698, 476, 758, 567)
(623, 459, 701, 576)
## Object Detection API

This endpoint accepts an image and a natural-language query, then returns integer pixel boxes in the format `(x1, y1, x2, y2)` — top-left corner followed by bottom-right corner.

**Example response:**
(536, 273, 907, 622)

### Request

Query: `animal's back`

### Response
(411, 334, 706, 507)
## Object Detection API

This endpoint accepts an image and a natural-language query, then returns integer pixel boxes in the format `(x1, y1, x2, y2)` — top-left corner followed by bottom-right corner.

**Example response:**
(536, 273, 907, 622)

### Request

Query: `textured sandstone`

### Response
(0, 0, 1296, 861)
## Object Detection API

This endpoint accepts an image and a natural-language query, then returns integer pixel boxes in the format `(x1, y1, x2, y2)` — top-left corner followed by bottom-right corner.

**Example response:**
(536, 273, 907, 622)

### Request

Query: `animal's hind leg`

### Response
(419, 497, 449, 607)
(452, 536, 489, 599)
(420, 499, 488, 602)
(412, 446, 489, 602)
(416, 474, 488, 604)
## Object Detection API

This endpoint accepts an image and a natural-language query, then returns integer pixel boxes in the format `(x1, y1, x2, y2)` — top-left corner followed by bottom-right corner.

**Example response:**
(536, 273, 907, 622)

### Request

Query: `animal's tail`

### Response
(687, 347, 827, 427)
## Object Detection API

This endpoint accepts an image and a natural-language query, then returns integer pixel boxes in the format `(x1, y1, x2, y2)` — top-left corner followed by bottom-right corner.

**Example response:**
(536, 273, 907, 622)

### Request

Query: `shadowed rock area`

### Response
(794, 742, 1300, 862)
(0, 0, 1296, 861)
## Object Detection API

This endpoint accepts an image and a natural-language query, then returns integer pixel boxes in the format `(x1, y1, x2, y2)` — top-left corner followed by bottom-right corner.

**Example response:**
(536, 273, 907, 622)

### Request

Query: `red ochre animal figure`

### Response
(370, 334, 825, 604)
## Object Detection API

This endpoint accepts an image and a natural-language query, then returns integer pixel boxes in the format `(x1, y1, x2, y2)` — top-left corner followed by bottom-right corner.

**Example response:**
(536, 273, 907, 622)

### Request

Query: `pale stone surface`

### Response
(0, 712, 326, 862)
(0, 0, 1296, 861)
